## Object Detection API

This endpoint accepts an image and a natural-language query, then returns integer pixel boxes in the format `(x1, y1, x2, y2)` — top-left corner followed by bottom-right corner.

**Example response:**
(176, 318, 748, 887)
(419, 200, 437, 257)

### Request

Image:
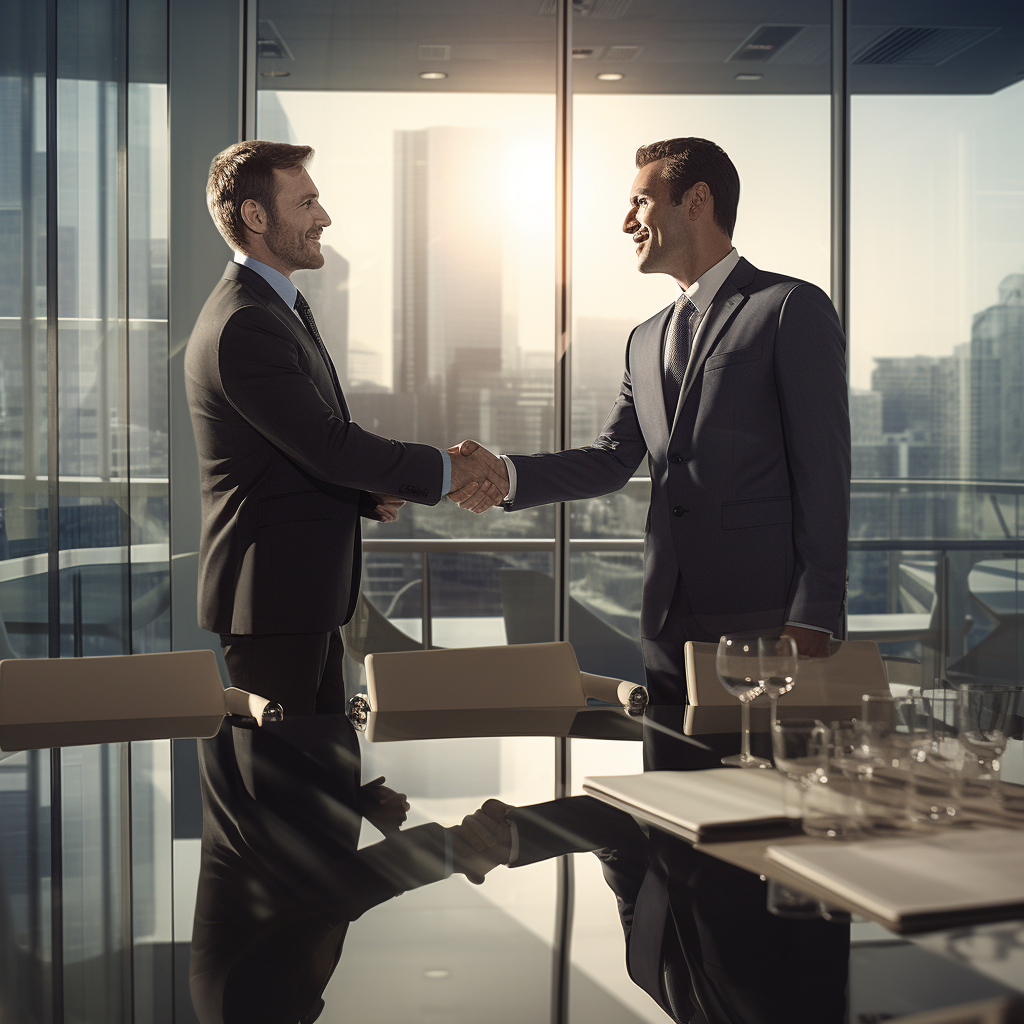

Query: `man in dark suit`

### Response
(186, 141, 502, 714)
(456, 137, 850, 704)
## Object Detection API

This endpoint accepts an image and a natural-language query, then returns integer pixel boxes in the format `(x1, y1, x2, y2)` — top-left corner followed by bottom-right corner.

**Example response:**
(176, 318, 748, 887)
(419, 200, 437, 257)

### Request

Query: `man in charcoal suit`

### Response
(185, 141, 502, 715)
(456, 137, 851, 705)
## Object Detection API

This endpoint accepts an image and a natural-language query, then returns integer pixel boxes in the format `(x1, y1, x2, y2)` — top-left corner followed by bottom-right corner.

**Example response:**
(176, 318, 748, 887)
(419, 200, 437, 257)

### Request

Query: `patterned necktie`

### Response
(663, 293, 697, 416)
(294, 290, 344, 405)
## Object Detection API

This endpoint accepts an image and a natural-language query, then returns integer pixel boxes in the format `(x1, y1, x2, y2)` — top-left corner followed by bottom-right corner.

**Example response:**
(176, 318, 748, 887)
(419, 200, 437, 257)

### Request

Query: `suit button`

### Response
(671, 453, 683, 464)
(673, 506, 689, 517)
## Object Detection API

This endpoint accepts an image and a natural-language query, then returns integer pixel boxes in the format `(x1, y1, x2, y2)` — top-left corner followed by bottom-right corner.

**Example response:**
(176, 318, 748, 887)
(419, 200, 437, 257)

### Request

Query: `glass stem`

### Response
(741, 702, 752, 760)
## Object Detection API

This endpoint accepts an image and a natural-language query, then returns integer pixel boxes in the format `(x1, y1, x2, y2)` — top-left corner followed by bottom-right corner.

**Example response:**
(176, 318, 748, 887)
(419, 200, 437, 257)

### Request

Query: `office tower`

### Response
(393, 126, 503, 447)
(969, 274, 1024, 481)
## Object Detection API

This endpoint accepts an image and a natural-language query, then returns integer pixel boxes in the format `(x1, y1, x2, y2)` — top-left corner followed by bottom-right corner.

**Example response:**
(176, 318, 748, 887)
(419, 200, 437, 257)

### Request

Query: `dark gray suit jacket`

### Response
(185, 262, 443, 635)
(507, 257, 850, 640)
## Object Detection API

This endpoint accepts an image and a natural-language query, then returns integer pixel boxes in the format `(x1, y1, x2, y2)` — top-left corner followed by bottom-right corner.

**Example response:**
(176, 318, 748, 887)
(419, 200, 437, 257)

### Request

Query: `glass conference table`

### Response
(183, 702, 1024, 1024)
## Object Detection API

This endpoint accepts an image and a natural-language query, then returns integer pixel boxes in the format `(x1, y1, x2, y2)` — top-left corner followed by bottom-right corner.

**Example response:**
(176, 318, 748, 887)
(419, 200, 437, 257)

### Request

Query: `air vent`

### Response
(418, 44, 451, 62)
(603, 44, 642, 62)
(770, 24, 829, 65)
(727, 25, 803, 63)
(257, 20, 294, 61)
(539, 0, 632, 18)
(852, 25, 997, 66)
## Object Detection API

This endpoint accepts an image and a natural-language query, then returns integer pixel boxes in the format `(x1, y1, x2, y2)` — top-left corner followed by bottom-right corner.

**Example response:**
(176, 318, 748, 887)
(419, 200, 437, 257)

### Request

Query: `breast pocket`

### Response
(704, 346, 762, 372)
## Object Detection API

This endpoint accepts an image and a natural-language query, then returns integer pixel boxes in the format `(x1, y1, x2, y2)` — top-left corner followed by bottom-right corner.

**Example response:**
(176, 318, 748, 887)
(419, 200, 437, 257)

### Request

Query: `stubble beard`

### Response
(265, 215, 324, 272)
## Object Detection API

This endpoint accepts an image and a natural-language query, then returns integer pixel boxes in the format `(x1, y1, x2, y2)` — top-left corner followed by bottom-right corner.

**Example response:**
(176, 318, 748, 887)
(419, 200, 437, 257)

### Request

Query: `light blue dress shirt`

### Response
(233, 252, 451, 496)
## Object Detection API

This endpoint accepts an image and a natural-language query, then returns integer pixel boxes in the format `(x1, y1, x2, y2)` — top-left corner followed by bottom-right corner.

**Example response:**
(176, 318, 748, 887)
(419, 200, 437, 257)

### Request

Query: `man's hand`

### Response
(781, 625, 831, 659)
(369, 493, 405, 523)
(446, 439, 509, 513)
(359, 776, 410, 835)
(448, 799, 512, 883)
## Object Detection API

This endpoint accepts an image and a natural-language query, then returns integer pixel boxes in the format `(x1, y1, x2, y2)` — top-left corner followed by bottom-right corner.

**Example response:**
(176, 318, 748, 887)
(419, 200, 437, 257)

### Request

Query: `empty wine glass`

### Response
(758, 636, 798, 727)
(717, 636, 771, 769)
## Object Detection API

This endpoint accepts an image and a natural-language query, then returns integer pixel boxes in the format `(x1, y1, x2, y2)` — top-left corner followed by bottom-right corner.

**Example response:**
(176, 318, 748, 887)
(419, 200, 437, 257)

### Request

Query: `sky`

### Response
(266, 80, 1024, 391)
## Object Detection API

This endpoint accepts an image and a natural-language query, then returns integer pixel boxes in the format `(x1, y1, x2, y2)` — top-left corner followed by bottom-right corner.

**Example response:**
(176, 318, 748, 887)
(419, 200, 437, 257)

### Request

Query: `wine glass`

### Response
(717, 636, 771, 769)
(758, 636, 798, 728)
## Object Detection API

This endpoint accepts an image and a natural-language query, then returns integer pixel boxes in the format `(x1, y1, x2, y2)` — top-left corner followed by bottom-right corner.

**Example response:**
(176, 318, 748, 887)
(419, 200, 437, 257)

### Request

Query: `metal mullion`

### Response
(239, 0, 257, 140)
(831, 0, 850, 342)
(551, 8, 573, 1024)
(45, 0, 64, 1017)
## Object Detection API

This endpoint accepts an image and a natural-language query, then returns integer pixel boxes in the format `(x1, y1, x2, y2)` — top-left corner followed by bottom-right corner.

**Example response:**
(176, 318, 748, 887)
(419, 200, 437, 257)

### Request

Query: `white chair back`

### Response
(684, 639, 889, 707)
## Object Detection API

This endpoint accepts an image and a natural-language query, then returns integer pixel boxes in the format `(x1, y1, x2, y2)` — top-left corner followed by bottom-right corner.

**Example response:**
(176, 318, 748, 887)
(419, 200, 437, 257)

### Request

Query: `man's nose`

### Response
(318, 205, 332, 227)
(622, 210, 638, 234)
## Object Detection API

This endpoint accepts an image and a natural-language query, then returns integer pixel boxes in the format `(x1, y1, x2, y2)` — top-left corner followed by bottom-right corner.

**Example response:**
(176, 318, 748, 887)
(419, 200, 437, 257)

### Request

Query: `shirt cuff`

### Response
(507, 819, 519, 865)
(500, 455, 517, 504)
(785, 621, 833, 637)
(438, 449, 452, 497)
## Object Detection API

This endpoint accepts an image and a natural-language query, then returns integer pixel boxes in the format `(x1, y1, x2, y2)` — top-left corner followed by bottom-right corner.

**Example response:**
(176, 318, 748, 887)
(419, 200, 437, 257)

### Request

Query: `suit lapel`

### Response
(669, 258, 754, 436)
(225, 263, 350, 420)
(633, 304, 674, 455)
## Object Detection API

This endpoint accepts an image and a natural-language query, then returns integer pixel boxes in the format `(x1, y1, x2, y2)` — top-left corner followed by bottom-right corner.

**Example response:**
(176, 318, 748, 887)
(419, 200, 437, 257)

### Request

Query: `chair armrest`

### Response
(223, 687, 283, 726)
(580, 672, 648, 708)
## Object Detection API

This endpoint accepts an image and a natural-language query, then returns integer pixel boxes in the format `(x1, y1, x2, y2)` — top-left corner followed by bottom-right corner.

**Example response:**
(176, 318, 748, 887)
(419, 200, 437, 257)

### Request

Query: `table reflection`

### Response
(189, 707, 853, 1024)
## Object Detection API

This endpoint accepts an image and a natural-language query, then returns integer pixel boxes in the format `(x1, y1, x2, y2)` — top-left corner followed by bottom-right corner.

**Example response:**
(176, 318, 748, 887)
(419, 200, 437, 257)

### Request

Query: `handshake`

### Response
(447, 439, 510, 514)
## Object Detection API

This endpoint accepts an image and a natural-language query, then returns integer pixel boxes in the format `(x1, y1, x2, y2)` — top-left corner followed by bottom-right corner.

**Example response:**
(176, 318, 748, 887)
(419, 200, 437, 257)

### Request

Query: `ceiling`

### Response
(255, 0, 1024, 96)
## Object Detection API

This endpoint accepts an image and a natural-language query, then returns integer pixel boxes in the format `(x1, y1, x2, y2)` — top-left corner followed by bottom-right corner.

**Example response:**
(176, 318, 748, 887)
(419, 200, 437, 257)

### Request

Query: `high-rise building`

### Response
(393, 126, 503, 446)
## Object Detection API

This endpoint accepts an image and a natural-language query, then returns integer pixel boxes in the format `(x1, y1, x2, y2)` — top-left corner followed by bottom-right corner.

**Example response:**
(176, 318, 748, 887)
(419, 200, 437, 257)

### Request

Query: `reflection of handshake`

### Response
(447, 440, 510, 513)
(446, 799, 513, 884)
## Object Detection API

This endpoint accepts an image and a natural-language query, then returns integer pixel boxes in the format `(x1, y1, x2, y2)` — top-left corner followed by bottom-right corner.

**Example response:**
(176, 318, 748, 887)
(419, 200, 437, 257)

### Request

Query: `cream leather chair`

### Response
(363, 640, 647, 712)
(682, 638, 890, 735)
(0, 649, 278, 751)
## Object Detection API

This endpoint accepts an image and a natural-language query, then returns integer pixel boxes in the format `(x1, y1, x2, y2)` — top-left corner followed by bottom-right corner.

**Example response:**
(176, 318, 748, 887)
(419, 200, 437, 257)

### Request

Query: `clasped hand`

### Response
(446, 439, 509, 513)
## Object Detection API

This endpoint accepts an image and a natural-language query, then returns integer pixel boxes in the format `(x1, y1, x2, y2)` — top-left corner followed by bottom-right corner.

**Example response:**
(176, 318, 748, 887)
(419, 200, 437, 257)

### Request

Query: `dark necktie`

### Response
(294, 290, 344, 405)
(662, 294, 697, 416)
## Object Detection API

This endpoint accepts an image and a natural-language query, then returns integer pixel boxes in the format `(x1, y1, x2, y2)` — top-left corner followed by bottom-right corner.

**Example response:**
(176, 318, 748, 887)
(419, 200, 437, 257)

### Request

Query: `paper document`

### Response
(583, 768, 797, 842)
(766, 828, 1024, 929)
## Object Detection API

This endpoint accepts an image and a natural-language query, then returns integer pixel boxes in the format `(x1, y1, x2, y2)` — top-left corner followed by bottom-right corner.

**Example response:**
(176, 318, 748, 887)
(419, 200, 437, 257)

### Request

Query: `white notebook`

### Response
(583, 768, 797, 842)
(766, 829, 1024, 930)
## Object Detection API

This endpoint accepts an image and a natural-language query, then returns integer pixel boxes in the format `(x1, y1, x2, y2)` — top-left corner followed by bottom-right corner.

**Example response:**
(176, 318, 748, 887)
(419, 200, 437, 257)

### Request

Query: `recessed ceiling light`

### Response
(260, 70, 290, 77)
(735, 73, 763, 81)
(419, 71, 448, 80)
(423, 969, 450, 979)
(596, 72, 624, 81)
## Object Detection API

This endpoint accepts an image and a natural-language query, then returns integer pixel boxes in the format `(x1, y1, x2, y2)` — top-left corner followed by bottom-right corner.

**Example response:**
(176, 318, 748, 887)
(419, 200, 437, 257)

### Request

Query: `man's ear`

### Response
(688, 183, 710, 221)
(240, 198, 268, 236)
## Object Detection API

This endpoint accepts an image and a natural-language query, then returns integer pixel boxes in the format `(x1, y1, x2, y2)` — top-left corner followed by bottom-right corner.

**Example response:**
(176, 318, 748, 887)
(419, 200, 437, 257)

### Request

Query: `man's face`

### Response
(264, 165, 331, 273)
(622, 159, 690, 275)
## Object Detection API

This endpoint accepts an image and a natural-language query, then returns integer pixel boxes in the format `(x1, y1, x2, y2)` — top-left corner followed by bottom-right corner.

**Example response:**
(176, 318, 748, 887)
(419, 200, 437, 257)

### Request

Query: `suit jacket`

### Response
(507, 257, 850, 640)
(185, 262, 443, 635)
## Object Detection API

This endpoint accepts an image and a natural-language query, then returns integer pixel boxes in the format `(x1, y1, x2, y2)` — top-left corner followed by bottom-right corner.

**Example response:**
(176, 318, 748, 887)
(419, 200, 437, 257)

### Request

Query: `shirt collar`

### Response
(234, 251, 298, 311)
(679, 247, 740, 317)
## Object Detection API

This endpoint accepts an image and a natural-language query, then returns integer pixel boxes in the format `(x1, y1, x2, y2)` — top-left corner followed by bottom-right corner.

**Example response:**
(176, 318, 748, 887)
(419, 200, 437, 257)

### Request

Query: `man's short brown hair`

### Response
(635, 138, 740, 238)
(206, 140, 314, 251)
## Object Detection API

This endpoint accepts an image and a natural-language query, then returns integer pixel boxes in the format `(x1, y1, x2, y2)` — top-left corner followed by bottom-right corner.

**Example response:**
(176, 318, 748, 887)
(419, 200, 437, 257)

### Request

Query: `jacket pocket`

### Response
(257, 489, 350, 527)
(721, 496, 792, 530)
(704, 346, 762, 372)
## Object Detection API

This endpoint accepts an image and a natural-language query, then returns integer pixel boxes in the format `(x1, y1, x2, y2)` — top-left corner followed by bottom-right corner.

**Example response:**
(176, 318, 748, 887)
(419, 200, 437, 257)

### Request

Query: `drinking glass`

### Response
(906, 691, 965, 825)
(758, 636, 798, 727)
(957, 684, 1018, 799)
(717, 636, 771, 769)
(770, 717, 825, 816)
(800, 721, 866, 839)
